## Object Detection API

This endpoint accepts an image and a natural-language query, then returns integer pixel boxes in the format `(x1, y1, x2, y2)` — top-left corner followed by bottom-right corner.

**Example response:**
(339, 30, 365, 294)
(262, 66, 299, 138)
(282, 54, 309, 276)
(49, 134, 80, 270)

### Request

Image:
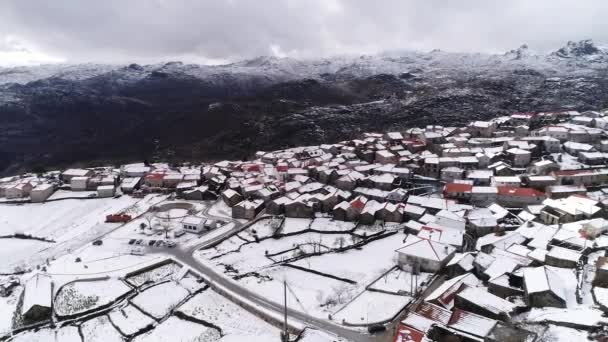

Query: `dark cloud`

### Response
(1, 0, 607, 65)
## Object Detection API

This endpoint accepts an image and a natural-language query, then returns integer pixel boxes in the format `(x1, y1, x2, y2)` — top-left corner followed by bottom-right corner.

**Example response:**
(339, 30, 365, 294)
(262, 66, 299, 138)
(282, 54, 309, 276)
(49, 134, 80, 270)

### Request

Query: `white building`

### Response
(70, 176, 89, 191)
(97, 185, 115, 198)
(395, 235, 455, 273)
(30, 184, 55, 203)
(182, 216, 206, 234)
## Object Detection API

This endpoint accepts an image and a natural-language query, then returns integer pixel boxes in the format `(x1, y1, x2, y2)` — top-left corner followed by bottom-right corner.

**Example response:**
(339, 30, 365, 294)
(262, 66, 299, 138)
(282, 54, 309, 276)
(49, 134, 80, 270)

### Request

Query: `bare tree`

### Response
(143, 212, 155, 230)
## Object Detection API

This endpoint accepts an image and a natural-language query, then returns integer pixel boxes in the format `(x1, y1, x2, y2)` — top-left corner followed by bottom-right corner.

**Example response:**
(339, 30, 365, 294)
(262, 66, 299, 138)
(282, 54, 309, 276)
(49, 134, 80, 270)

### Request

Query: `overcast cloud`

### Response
(0, 0, 607, 66)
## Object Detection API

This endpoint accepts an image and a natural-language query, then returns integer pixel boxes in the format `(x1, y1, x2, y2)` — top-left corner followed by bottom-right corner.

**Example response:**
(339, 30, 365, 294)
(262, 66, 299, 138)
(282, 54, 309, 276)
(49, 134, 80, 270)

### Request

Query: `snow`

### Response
(523, 307, 608, 327)
(309, 217, 356, 232)
(131, 281, 190, 319)
(0, 239, 52, 273)
(0, 285, 22, 335)
(282, 218, 312, 234)
(54, 278, 132, 316)
(80, 315, 125, 342)
(368, 268, 433, 294)
(126, 261, 182, 287)
(108, 304, 155, 336)
(333, 290, 412, 324)
(178, 289, 281, 339)
(132, 316, 220, 342)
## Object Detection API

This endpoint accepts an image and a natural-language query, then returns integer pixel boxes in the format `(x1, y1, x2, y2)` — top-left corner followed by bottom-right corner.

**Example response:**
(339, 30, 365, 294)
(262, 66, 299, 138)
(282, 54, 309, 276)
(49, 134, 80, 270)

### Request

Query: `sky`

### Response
(0, 0, 607, 66)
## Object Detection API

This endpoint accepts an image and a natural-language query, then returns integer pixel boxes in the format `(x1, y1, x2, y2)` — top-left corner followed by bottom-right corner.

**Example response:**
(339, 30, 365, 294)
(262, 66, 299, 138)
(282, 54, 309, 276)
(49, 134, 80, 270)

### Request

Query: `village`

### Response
(1, 109, 608, 341)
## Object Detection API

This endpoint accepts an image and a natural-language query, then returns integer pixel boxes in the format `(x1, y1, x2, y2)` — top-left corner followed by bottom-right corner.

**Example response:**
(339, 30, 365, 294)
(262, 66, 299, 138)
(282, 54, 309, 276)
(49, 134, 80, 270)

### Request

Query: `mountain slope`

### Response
(1, 40, 608, 175)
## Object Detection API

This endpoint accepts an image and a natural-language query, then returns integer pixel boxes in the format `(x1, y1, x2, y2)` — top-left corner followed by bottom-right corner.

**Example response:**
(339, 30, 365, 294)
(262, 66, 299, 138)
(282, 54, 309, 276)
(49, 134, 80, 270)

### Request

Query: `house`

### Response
(545, 185, 586, 199)
(359, 200, 382, 224)
(540, 196, 601, 224)
(553, 169, 608, 186)
(6, 182, 33, 199)
(70, 176, 89, 191)
(496, 187, 546, 207)
(183, 186, 218, 201)
(392, 324, 425, 342)
(232, 199, 264, 220)
(491, 176, 521, 187)
(163, 173, 184, 188)
(22, 274, 52, 323)
(97, 185, 115, 198)
(284, 196, 315, 218)
(182, 216, 206, 234)
(441, 167, 464, 183)
(441, 309, 497, 340)
(30, 184, 55, 203)
(395, 235, 456, 273)
(470, 186, 498, 206)
(488, 274, 525, 299)
(545, 246, 582, 268)
(442, 183, 473, 201)
(370, 173, 396, 191)
(121, 163, 151, 177)
(468, 121, 496, 138)
(266, 196, 290, 215)
(523, 266, 567, 308)
(466, 170, 493, 185)
(454, 285, 518, 320)
(221, 189, 243, 207)
(505, 148, 531, 167)
(120, 177, 141, 194)
(377, 202, 404, 223)
(579, 151, 605, 165)
(332, 201, 350, 221)
(346, 195, 368, 221)
(144, 173, 164, 188)
(524, 175, 556, 189)
(61, 168, 94, 182)
(425, 273, 481, 309)
(334, 171, 364, 191)
(376, 150, 398, 164)
(445, 253, 475, 278)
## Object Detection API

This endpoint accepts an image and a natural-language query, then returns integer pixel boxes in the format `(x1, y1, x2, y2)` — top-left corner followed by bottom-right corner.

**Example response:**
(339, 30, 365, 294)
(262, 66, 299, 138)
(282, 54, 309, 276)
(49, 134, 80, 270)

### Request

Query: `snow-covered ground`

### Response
(368, 268, 433, 295)
(9, 326, 81, 342)
(132, 316, 220, 342)
(126, 261, 182, 287)
(54, 278, 132, 316)
(80, 315, 125, 342)
(131, 281, 190, 319)
(333, 290, 412, 324)
(0, 285, 22, 335)
(178, 289, 281, 340)
(0, 194, 165, 273)
(108, 304, 155, 336)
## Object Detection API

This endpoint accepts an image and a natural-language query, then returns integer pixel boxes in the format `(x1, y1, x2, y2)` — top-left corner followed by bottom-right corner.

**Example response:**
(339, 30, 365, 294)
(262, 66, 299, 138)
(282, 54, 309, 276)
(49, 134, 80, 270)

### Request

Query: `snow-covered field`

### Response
(132, 316, 220, 342)
(9, 326, 81, 342)
(126, 261, 182, 287)
(80, 315, 125, 342)
(178, 289, 281, 340)
(54, 278, 132, 316)
(0, 194, 165, 273)
(196, 225, 405, 318)
(368, 267, 433, 295)
(108, 304, 155, 336)
(131, 281, 190, 319)
(333, 290, 412, 324)
(0, 286, 22, 335)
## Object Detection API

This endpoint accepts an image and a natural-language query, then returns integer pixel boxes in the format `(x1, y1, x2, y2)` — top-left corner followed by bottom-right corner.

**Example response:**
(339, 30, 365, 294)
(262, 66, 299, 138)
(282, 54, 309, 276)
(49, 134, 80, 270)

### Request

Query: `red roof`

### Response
(415, 302, 451, 325)
(497, 186, 544, 197)
(350, 197, 367, 210)
(241, 164, 261, 172)
(444, 183, 473, 194)
(393, 324, 425, 342)
(145, 173, 164, 180)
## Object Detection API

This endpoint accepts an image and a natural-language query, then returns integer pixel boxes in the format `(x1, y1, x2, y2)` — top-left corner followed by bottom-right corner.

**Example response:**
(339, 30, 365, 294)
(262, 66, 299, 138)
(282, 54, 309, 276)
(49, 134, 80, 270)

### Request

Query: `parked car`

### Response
(135, 239, 143, 245)
(367, 325, 386, 334)
(148, 240, 157, 246)
(128, 239, 136, 245)
(130, 247, 145, 256)
(92, 240, 103, 246)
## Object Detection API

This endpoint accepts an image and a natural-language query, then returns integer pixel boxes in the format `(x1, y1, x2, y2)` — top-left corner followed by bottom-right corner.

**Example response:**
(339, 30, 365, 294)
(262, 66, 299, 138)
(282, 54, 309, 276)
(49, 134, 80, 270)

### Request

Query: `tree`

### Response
(143, 212, 155, 230)
(334, 237, 345, 249)
(161, 211, 171, 238)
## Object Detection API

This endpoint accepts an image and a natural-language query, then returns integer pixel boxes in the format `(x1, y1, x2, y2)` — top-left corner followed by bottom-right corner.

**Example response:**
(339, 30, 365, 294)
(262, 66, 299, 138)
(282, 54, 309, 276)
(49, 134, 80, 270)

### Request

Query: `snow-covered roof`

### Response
(396, 235, 455, 262)
(523, 266, 566, 302)
(22, 273, 52, 316)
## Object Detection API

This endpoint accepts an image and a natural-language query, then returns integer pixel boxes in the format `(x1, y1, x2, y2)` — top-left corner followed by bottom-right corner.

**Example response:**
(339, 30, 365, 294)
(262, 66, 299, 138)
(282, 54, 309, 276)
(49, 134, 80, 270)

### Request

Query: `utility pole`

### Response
(282, 280, 288, 342)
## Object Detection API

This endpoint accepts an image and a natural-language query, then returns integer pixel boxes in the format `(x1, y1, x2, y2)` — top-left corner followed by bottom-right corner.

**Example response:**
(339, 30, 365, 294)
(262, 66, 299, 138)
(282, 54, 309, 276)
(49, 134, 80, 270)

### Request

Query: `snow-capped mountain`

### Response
(0, 40, 607, 175)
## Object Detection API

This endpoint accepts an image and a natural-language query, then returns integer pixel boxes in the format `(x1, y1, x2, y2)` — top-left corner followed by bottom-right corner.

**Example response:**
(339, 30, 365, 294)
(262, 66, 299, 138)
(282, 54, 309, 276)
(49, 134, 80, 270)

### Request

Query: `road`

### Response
(154, 247, 374, 342)
(148, 208, 397, 342)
